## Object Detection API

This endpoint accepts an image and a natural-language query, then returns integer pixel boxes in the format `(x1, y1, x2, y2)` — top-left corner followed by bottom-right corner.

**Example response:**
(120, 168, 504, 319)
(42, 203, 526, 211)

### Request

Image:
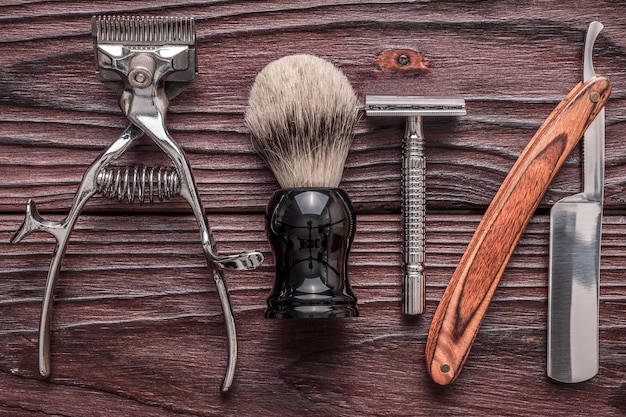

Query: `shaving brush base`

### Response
(265, 188, 358, 318)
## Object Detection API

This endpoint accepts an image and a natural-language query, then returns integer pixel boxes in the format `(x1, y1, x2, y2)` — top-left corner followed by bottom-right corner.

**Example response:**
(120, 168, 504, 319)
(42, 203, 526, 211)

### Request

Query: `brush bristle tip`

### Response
(246, 54, 358, 189)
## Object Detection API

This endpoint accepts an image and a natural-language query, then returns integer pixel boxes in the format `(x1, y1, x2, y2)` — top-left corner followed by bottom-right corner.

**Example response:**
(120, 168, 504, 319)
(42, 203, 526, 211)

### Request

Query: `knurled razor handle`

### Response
(403, 116, 426, 315)
(425, 75, 611, 385)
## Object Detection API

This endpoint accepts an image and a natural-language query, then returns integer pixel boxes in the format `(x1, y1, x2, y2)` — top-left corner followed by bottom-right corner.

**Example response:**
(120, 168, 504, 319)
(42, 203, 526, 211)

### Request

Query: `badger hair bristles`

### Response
(245, 54, 358, 189)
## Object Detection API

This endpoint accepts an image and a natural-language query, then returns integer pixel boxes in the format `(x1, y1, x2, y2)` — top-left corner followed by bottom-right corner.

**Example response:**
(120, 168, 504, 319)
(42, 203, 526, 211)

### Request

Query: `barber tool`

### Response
(11, 15, 263, 392)
(548, 21, 606, 383)
(245, 54, 359, 318)
(365, 96, 466, 315)
(425, 75, 611, 385)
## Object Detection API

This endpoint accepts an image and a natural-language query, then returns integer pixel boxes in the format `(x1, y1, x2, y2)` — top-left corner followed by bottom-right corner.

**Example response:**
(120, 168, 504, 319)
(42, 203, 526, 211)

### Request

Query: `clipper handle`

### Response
(265, 189, 358, 318)
(402, 116, 426, 315)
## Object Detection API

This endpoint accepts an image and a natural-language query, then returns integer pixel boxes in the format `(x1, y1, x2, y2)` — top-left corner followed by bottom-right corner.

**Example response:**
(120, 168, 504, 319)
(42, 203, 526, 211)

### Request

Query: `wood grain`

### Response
(374, 49, 430, 73)
(1, 1, 625, 415)
(1, 214, 626, 416)
(1, 1, 626, 214)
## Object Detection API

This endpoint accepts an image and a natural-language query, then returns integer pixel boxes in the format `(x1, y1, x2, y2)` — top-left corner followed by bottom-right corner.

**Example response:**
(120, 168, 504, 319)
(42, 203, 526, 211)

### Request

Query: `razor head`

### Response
(365, 95, 466, 117)
(92, 15, 197, 97)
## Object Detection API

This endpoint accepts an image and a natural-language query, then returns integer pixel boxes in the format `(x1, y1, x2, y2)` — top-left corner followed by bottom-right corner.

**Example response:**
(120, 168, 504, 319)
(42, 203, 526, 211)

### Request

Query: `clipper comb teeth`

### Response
(92, 15, 196, 45)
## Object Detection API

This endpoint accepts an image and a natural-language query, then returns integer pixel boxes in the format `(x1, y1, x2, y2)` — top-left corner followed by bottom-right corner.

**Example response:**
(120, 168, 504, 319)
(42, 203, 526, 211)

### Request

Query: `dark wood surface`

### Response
(1, 1, 625, 416)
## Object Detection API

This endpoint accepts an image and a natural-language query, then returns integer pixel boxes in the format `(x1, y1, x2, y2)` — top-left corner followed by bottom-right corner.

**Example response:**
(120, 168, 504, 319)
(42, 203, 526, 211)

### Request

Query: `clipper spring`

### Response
(96, 165, 181, 204)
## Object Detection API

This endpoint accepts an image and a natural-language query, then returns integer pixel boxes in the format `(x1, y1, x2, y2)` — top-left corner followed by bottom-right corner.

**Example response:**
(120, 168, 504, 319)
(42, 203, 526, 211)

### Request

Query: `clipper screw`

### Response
(128, 53, 156, 88)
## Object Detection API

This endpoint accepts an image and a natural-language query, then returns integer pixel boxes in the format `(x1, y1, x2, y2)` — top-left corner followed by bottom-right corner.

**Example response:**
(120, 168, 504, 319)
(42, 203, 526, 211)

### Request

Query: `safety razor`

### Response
(365, 96, 466, 315)
(11, 16, 263, 392)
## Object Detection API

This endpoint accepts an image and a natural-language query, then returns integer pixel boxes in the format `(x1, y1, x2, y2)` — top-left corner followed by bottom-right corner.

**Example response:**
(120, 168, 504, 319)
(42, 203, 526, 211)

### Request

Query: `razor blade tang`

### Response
(402, 116, 426, 315)
(583, 21, 605, 202)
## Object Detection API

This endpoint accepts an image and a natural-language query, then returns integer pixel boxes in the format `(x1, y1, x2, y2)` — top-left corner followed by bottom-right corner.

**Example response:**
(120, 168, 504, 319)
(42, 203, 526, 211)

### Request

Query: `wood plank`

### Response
(1, 1, 625, 213)
(0, 213, 624, 415)
(2, 104, 626, 213)
(1, 1, 625, 415)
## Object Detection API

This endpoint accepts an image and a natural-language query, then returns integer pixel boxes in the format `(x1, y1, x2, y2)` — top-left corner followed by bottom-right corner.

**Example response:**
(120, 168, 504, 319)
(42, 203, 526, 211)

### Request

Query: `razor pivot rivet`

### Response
(590, 90, 600, 103)
(440, 363, 451, 373)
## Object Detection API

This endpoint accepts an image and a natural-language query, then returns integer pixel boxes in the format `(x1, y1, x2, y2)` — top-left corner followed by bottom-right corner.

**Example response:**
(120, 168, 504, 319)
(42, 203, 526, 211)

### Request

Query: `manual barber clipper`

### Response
(11, 16, 263, 392)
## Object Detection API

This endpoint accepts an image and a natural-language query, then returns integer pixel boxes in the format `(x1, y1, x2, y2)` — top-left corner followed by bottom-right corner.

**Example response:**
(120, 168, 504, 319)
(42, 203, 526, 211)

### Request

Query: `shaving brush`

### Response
(246, 54, 359, 318)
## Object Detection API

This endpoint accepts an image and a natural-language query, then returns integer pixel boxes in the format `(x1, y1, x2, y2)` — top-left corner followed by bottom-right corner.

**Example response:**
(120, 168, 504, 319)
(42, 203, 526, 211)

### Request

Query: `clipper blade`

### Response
(92, 15, 195, 45)
(365, 95, 466, 117)
(92, 15, 197, 96)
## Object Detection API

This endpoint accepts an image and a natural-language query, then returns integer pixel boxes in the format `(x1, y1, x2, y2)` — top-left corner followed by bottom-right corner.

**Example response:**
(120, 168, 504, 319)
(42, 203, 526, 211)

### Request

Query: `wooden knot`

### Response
(374, 49, 430, 74)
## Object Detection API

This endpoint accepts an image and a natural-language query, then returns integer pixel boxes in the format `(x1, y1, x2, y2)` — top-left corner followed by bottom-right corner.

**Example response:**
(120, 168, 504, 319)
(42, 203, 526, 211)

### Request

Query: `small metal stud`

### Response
(397, 54, 410, 66)
(590, 91, 601, 103)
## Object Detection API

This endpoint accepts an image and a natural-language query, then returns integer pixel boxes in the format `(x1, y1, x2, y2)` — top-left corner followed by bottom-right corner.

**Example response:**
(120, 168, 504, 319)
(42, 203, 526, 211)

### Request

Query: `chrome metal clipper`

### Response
(365, 96, 466, 315)
(11, 15, 263, 392)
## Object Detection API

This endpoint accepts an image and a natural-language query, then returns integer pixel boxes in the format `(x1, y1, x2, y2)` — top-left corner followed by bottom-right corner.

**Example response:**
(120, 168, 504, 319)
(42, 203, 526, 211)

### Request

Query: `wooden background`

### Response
(1, 1, 625, 416)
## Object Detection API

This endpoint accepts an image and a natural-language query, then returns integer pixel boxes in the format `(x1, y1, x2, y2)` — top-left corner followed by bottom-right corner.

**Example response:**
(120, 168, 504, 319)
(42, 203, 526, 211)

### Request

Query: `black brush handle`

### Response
(265, 188, 358, 318)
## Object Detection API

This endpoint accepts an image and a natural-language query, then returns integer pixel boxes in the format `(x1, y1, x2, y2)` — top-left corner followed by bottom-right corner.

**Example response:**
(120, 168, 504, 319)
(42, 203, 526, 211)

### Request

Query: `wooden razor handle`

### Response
(425, 75, 612, 385)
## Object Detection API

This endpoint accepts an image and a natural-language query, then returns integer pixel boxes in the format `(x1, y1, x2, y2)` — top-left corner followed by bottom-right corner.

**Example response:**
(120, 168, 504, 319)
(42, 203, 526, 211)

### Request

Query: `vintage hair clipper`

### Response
(11, 15, 263, 392)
